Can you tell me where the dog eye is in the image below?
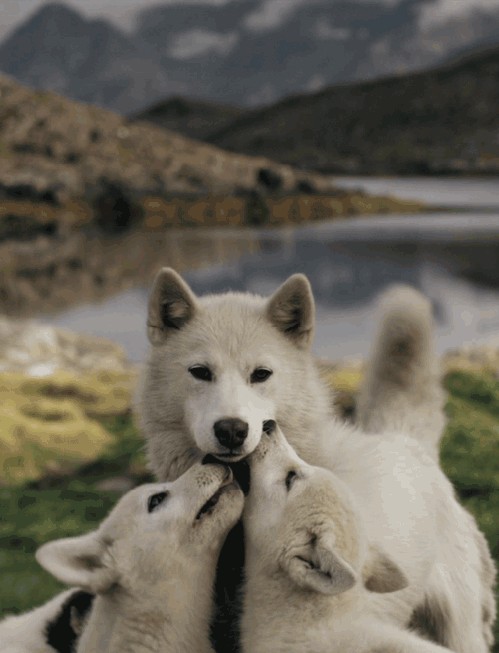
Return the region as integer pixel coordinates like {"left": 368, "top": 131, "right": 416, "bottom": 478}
{"left": 285, "top": 470, "right": 298, "bottom": 491}
{"left": 250, "top": 368, "right": 273, "bottom": 383}
{"left": 147, "top": 491, "right": 168, "bottom": 513}
{"left": 189, "top": 365, "right": 213, "bottom": 382}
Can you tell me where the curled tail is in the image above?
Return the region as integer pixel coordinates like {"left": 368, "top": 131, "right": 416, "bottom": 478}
{"left": 356, "top": 285, "right": 446, "bottom": 457}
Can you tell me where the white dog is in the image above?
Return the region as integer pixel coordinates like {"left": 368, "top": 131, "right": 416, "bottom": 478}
{"left": 242, "top": 424, "right": 487, "bottom": 653}
{"left": 139, "top": 268, "right": 445, "bottom": 477}
{"left": 1, "top": 461, "right": 243, "bottom": 653}
{"left": 138, "top": 268, "right": 495, "bottom": 651}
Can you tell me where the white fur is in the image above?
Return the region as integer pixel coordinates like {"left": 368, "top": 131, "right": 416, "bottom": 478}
{"left": 138, "top": 269, "right": 496, "bottom": 651}
{"left": 241, "top": 427, "right": 476, "bottom": 653}
{"left": 34, "top": 462, "right": 244, "bottom": 653}
{"left": 357, "top": 285, "right": 446, "bottom": 458}
{"left": 0, "top": 590, "right": 81, "bottom": 653}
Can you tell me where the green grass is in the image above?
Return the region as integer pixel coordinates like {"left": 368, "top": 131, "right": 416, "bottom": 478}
{"left": 0, "top": 370, "right": 497, "bottom": 649}
{"left": 0, "top": 412, "right": 150, "bottom": 615}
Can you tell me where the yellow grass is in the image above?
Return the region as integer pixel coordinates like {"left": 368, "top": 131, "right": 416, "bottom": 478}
{"left": 0, "top": 370, "right": 134, "bottom": 484}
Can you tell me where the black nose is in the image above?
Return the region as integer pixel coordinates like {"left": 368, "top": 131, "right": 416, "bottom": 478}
{"left": 214, "top": 418, "right": 249, "bottom": 450}
{"left": 263, "top": 419, "right": 276, "bottom": 435}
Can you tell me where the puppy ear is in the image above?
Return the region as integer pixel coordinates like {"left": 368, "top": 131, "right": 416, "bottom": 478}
{"left": 362, "top": 544, "right": 408, "bottom": 594}
{"left": 36, "top": 533, "right": 117, "bottom": 594}
{"left": 266, "top": 274, "right": 315, "bottom": 349}
{"left": 281, "top": 532, "right": 357, "bottom": 595}
{"left": 147, "top": 267, "right": 198, "bottom": 344}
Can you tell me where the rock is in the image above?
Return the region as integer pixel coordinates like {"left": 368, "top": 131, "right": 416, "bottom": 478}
{"left": 0, "top": 316, "right": 133, "bottom": 375}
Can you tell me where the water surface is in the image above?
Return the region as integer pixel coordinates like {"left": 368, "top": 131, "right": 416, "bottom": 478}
{"left": 47, "top": 178, "right": 499, "bottom": 363}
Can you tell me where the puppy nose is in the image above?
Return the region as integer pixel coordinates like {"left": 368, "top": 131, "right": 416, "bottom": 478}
{"left": 214, "top": 418, "right": 248, "bottom": 449}
{"left": 263, "top": 419, "right": 276, "bottom": 435}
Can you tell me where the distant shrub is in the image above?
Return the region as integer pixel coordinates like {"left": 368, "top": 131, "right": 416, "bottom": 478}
{"left": 92, "top": 180, "right": 144, "bottom": 233}
{"left": 257, "top": 167, "right": 283, "bottom": 191}
{"left": 245, "top": 190, "right": 270, "bottom": 226}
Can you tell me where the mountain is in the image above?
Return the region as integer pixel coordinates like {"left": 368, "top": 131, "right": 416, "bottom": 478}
{"left": 205, "top": 45, "right": 499, "bottom": 175}
{"left": 133, "top": 97, "right": 245, "bottom": 141}
{"left": 0, "top": 2, "right": 176, "bottom": 114}
{"left": 1, "top": 1, "right": 499, "bottom": 114}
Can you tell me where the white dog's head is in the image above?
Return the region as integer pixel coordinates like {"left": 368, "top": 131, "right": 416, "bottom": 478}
{"left": 143, "top": 268, "right": 319, "bottom": 467}
{"left": 245, "top": 425, "right": 408, "bottom": 597}
{"left": 36, "top": 462, "right": 244, "bottom": 600}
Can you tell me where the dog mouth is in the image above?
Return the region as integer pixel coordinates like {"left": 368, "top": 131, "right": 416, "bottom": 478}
{"left": 214, "top": 451, "right": 246, "bottom": 461}
{"left": 195, "top": 468, "right": 235, "bottom": 521}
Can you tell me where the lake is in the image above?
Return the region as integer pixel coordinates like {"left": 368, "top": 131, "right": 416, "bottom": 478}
{"left": 46, "top": 177, "right": 499, "bottom": 364}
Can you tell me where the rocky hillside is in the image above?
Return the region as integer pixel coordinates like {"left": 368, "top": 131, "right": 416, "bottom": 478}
{"left": 206, "top": 45, "right": 499, "bottom": 175}
{"left": 0, "top": 73, "right": 326, "bottom": 203}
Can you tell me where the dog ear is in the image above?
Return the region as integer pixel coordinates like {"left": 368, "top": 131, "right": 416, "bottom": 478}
{"left": 281, "top": 531, "right": 357, "bottom": 595}
{"left": 266, "top": 274, "right": 315, "bottom": 349}
{"left": 36, "top": 533, "right": 117, "bottom": 594}
{"left": 147, "top": 268, "right": 198, "bottom": 344}
{"left": 362, "top": 544, "right": 408, "bottom": 594}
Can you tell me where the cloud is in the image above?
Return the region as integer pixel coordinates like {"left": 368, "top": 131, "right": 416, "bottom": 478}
{"left": 306, "top": 74, "right": 326, "bottom": 91}
{"left": 242, "top": 0, "right": 403, "bottom": 33}
{"left": 314, "top": 21, "right": 353, "bottom": 40}
{"left": 419, "top": 0, "right": 499, "bottom": 28}
{"left": 168, "top": 29, "right": 239, "bottom": 59}
{"left": 243, "top": 0, "right": 316, "bottom": 31}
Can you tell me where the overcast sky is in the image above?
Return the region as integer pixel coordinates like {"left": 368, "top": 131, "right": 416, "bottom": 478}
{"left": 0, "top": 0, "right": 498, "bottom": 41}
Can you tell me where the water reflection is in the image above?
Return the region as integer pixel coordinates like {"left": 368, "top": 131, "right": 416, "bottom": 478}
{"left": 48, "top": 215, "right": 499, "bottom": 363}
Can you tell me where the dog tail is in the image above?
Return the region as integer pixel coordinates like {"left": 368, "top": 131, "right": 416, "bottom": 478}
{"left": 356, "top": 285, "right": 446, "bottom": 457}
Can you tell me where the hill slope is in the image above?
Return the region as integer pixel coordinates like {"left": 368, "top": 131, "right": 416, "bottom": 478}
{"left": 0, "top": 73, "right": 326, "bottom": 205}
{"left": 208, "top": 45, "right": 499, "bottom": 175}
{"left": 133, "top": 97, "right": 245, "bottom": 141}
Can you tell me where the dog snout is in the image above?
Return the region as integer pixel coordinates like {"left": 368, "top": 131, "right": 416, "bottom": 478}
{"left": 262, "top": 419, "right": 276, "bottom": 436}
{"left": 214, "top": 418, "right": 248, "bottom": 449}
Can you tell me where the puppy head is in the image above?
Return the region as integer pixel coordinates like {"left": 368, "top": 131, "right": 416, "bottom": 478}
{"left": 245, "top": 426, "right": 408, "bottom": 597}
{"left": 36, "top": 462, "right": 244, "bottom": 598}
{"left": 144, "top": 268, "right": 315, "bottom": 463}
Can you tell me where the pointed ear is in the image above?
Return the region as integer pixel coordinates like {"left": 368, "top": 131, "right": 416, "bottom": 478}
{"left": 266, "top": 274, "right": 315, "bottom": 349}
{"left": 362, "top": 545, "right": 408, "bottom": 594}
{"left": 147, "top": 267, "right": 198, "bottom": 345}
{"left": 281, "top": 532, "right": 357, "bottom": 595}
{"left": 36, "top": 533, "right": 117, "bottom": 594}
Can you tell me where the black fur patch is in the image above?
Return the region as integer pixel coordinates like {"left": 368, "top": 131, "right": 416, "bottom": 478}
{"left": 408, "top": 596, "right": 451, "bottom": 647}
{"left": 45, "top": 590, "right": 94, "bottom": 653}
{"left": 228, "top": 459, "right": 250, "bottom": 496}
{"left": 211, "top": 520, "right": 245, "bottom": 653}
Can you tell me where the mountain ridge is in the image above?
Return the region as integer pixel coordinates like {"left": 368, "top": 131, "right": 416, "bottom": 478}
{"left": 202, "top": 44, "right": 499, "bottom": 175}
{"left": 1, "top": 1, "right": 499, "bottom": 113}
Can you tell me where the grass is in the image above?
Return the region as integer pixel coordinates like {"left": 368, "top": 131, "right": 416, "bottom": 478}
{"left": 0, "top": 368, "right": 497, "bottom": 649}
{"left": 0, "top": 370, "right": 135, "bottom": 484}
